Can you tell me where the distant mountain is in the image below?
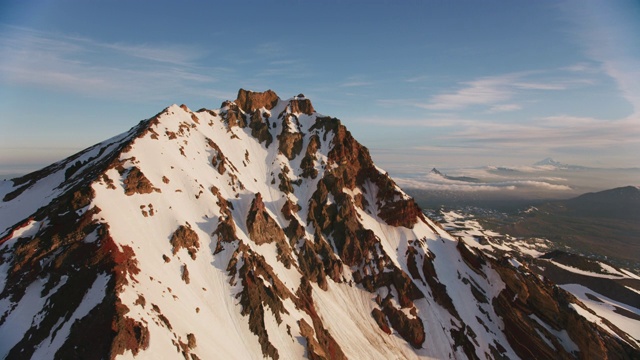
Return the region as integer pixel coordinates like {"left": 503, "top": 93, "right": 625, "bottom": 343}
{"left": 430, "top": 168, "right": 481, "bottom": 183}
{"left": 563, "top": 186, "right": 640, "bottom": 220}
{"left": 533, "top": 158, "right": 587, "bottom": 170}
{"left": 534, "top": 157, "right": 564, "bottom": 167}
{"left": 0, "top": 90, "right": 636, "bottom": 359}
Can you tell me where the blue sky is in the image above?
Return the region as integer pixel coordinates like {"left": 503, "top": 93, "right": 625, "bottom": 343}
{"left": 1, "top": 0, "right": 639, "bottom": 177}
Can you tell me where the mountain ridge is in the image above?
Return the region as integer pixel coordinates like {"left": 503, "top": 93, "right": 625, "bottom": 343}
{"left": 0, "top": 89, "right": 637, "bottom": 359}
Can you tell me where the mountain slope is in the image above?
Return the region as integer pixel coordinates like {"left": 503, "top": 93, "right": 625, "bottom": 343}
{"left": 1, "top": 89, "right": 637, "bottom": 359}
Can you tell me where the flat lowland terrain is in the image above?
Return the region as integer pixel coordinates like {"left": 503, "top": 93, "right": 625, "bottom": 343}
{"left": 409, "top": 186, "right": 640, "bottom": 270}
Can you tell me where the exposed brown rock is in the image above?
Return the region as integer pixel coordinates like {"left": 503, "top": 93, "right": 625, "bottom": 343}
{"left": 371, "top": 308, "right": 391, "bottom": 334}
{"left": 182, "top": 264, "right": 190, "bottom": 284}
{"left": 235, "top": 89, "right": 279, "bottom": 113}
{"left": 170, "top": 224, "right": 200, "bottom": 260}
{"left": 289, "top": 98, "right": 315, "bottom": 115}
{"left": 246, "top": 193, "right": 286, "bottom": 246}
{"left": 123, "top": 167, "right": 157, "bottom": 195}
{"left": 298, "top": 319, "right": 328, "bottom": 360}
{"left": 110, "top": 304, "right": 151, "bottom": 359}
{"left": 278, "top": 171, "right": 294, "bottom": 194}
{"left": 220, "top": 101, "right": 246, "bottom": 128}
{"left": 134, "top": 294, "right": 146, "bottom": 308}
{"left": 300, "top": 134, "right": 320, "bottom": 179}
{"left": 249, "top": 110, "right": 273, "bottom": 147}
{"left": 490, "top": 255, "right": 634, "bottom": 359}
{"left": 212, "top": 216, "right": 237, "bottom": 254}
{"left": 187, "top": 333, "right": 197, "bottom": 349}
{"left": 382, "top": 300, "right": 425, "bottom": 349}
{"left": 227, "top": 243, "right": 292, "bottom": 360}
{"left": 206, "top": 139, "right": 227, "bottom": 175}
{"left": 293, "top": 279, "right": 347, "bottom": 360}
{"left": 284, "top": 218, "right": 305, "bottom": 244}
{"left": 377, "top": 198, "right": 423, "bottom": 229}
{"left": 280, "top": 199, "right": 301, "bottom": 222}
{"left": 277, "top": 128, "right": 303, "bottom": 160}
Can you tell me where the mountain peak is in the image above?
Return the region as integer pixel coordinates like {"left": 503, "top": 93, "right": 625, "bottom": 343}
{"left": 234, "top": 88, "right": 280, "bottom": 113}
{"left": 233, "top": 88, "right": 315, "bottom": 116}
{"left": 534, "top": 157, "right": 563, "bottom": 166}
{"left": 1, "top": 90, "right": 637, "bottom": 359}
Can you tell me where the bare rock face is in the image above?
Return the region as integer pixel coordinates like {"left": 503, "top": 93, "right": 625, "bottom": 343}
{"left": 247, "top": 193, "right": 286, "bottom": 246}
{"left": 289, "top": 98, "right": 315, "bottom": 115}
{"left": 300, "top": 134, "right": 320, "bottom": 179}
{"left": 170, "top": 224, "right": 200, "bottom": 260}
{"left": 298, "top": 319, "right": 328, "bottom": 360}
{"left": 249, "top": 110, "right": 273, "bottom": 147}
{"left": 381, "top": 301, "right": 425, "bottom": 349}
{"left": 482, "top": 252, "right": 633, "bottom": 359}
{"left": 377, "top": 198, "right": 423, "bottom": 228}
{"left": 123, "top": 167, "right": 157, "bottom": 195}
{"left": 277, "top": 129, "right": 303, "bottom": 160}
{"left": 227, "top": 243, "right": 291, "bottom": 360}
{"left": 235, "top": 88, "right": 279, "bottom": 113}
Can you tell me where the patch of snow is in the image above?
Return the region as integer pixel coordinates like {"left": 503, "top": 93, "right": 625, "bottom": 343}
{"left": 529, "top": 314, "right": 579, "bottom": 354}
{"left": 561, "top": 284, "right": 640, "bottom": 346}
{"left": 545, "top": 260, "right": 626, "bottom": 279}
{"left": 508, "top": 257, "right": 522, "bottom": 269}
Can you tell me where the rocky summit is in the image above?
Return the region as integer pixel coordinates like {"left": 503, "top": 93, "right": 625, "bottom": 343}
{"left": 0, "top": 89, "right": 637, "bottom": 359}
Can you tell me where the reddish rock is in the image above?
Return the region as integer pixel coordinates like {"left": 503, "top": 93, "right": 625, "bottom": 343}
{"left": 170, "top": 224, "right": 200, "bottom": 260}
{"left": 289, "top": 98, "right": 315, "bottom": 115}
{"left": 371, "top": 308, "right": 392, "bottom": 334}
{"left": 249, "top": 110, "right": 273, "bottom": 146}
{"left": 377, "top": 198, "right": 422, "bottom": 229}
{"left": 181, "top": 264, "right": 190, "bottom": 284}
{"left": 277, "top": 128, "right": 303, "bottom": 160}
{"left": 246, "top": 193, "right": 286, "bottom": 245}
{"left": 280, "top": 199, "right": 300, "bottom": 221}
{"left": 382, "top": 301, "right": 425, "bottom": 349}
{"left": 235, "top": 89, "right": 279, "bottom": 113}
{"left": 123, "top": 167, "right": 158, "bottom": 196}
{"left": 300, "top": 135, "right": 320, "bottom": 179}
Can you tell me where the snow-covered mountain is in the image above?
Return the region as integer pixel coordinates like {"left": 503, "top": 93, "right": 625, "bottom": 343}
{"left": 1, "top": 89, "right": 637, "bottom": 359}
{"left": 533, "top": 158, "right": 587, "bottom": 170}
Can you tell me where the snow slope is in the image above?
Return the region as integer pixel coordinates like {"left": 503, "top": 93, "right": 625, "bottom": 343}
{"left": 0, "top": 89, "right": 637, "bottom": 359}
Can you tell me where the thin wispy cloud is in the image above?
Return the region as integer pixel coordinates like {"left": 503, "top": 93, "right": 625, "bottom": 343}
{"left": 417, "top": 71, "right": 576, "bottom": 111}
{"left": 102, "top": 42, "right": 206, "bottom": 66}
{"left": 445, "top": 115, "right": 640, "bottom": 151}
{"left": 562, "top": 2, "right": 640, "bottom": 116}
{"left": 513, "top": 82, "right": 567, "bottom": 90}
{"left": 0, "top": 26, "right": 225, "bottom": 102}
{"left": 487, "top": 104, "right": 522, "bottom": 113}
{"left": 340, "top": 81, "right": 373, "bottom": 87}
{"left": 418, "top": 74, "right": 517, "bottom": 110}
